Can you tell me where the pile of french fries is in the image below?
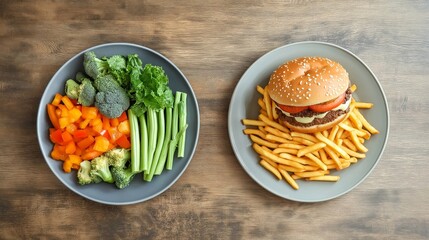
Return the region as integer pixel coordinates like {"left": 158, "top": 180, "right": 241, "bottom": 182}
{"left": 242, "top": 84, "right": 379, "bottom": 190}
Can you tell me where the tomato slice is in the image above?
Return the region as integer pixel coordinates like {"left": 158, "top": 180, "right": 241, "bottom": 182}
{"left": 309, "top": 93, "right": 346, "bottom": 113}
{"left": 278, "top": 104, "right": 308, "bottom": 114}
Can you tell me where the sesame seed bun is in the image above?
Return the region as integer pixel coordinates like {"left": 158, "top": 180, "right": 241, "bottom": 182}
{"left": 267, "top": 57, "right": 350, "bottom": 106}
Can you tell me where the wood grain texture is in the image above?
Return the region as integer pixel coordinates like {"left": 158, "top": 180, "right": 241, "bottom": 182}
{"left": 1, "top": 0, "right": 428, "bottom": 239}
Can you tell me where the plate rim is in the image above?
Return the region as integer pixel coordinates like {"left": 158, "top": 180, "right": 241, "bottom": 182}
{"left": 228, "top": 41, "right": 390, "bottom": 202}
{"left": 37, "top": 42, "right": 200, "bottom": 205}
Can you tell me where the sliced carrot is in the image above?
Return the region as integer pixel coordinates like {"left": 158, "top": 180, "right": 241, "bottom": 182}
{"left": 65, "top": 123, "right": 77, "bottom": 134}
{"left": 110, "top": 117, "right": 119, "bottom": 127}
{"left": 102, "top": 115, "right": 111, "bottom": 130}
{"left": 79, "top": 118, "right": 91, "bottom": 129}
{"left": 49, "top": 129, "right": 63, "bottom": 144}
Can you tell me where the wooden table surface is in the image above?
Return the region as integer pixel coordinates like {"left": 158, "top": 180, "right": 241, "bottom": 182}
{"left": 1, "top": 1, "right": 428, "bottom": 239}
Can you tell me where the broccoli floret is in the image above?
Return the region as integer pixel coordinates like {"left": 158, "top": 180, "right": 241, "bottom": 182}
{"left": 83, "top": 51, "right": 109, "bottom": 80}
{"left": 77, "top": 160, "right": 101, "bottom": 185}
{"left": 111, "top": 166, "right": 136, "bottom": 189}
{"left": 93, "top": 75, "right": 130, "bottom": 118}
{"left": 90, "top": 156, "right": 114, "bottom": 183}
{"left": 75, "top": 72, "right": 87, "bottom": 83}
{"left": 105, "top": 148, "right": 131, "bottom": 168}
{"left": 65, "top": 79, "right": 80, "bottom": 99}
{"left": 77, "top": 78, "right": 96, "bottom": 106}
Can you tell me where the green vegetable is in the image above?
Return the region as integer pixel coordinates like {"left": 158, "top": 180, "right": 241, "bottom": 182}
{"left": 145, "top": 108, "right": 158, "bottom": 174}
{"left": 155, "top": 107, "right": 172, "bottom": 175}
{"left": 106, "top": 148, "right": 131, "bottom": 168}
{"left": 89, "top": 156, "right": 114, "bottom": 183}
{"left": 105, "top": 55, "right": 129, "bottom": 89}
{"left": 65, "top": 79, "right": 80, "bottom": 99}
{"left": 77, "top": 160, "right": 101, "bottom": 185}
{"left": 78, "top": 78, "right": 96, "bottom": 106}
{"left": 166, "top": 123, "right": 188, "bottom": 170}
{"left": 177, "top": 93, "right": 187, "bottom": 157}
{"left": 145, "top": 109, "right": 165, "bottom": 181}
{"left": 83, "top": 51, "right": 109, "bottom": 80}
{"left": 75, "top": 72, "right": 87, "bottom": 83}
{"left": 94, "top": 75, "right": 130, "bottom": 118}
{"left": 166, "top": 92, "right": 182, "bottom": 169}
{"left": 128, "top": 62, "right": 174, "bottom": 117}
{"left": 128, "top": 109, "right": 140, "bottom": 173}
{"left": 139, "top": 114, "right": 148, "bottom": 172}
{"left": 111, "top": 165, "right": 136, "bottom": 189}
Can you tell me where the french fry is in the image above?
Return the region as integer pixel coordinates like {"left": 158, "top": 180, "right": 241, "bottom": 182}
{"left": 292, "top": 137, "right": 315, "bottom": 146}
{"left": 266, "top": 134, "right": 293, "bottom": 144}
{"left": 263, "top": 87, "right": 273, "bottom": 120}
{"left": 291, "top": 132, "right": 318, "bottom": 143}
{"left": 349, "top": 131, "right": 368, "bottom": 153}
{"left": 253, "top": 144, "right": 304, "bottom": 169}
{"left": 278, "top": 143, "right": 305, "bottom": 149}
{"left": 260, "top": 155, "right": 279, "bottom": 168}
{"left": 278, "top": 168, "right": 299, "bottom": 190}
{"left": 259, "top": 114, "right": 290, "bottom": 133}
{"left": 242, "top": 119, "right": 266, "bottom": 126}
{"left": 342, "top": 138, "right": 358, "bottom": 151}
{"left": 354, "top": 102, "right": 373, "bottom": 109}
{"left": 243, "top": 129, "right": 266, "bottom": 139}
{"left": 260, "top": 160, "right": 282, "bottom": 180}
{"left": 348, "top": 111, "right": 363, "bottom": 129}
{"left": 258, "top": 98, "right": 266, "bottom": 111}
{"left": 308, "top": 175, "right": 340, "bottom": 181}
{"left": 264, "top": 126, "right": 292, "bottom": 140}
{"left": 273, "top": 148, "right": 299, "bottom": 155}
{"left": 278, "top": 164, "right": 305, "bottom": 173}
{"left": 324, "top": 147, "right": 343, "bottom": 169}
{"left": 328, "top": 125, "right": 340, "bottom": 141}
{"left": 353, "top": 108, "right": 379, "bottom": 134}
{"left": 297, "top": 142, "right": 326, "bottom": 157}
{"left": 272, "top": 101, "right": 279, "bottom": 120}
{"left": 294, "top": 170, "right": 330, "bottom": 178}
{"left": 250, "top": 135, "right": 278, "bottom": 149}
{"left": 350, "top": 84, "right": 357, "bottom": 92}
{"left": 340, "top": 145, "right": 366, "bottom": 159}
{"left": 315, "top": 132, "right": 350, "bottom": 160}
{"left": 305, "top": 153, "right": 328, "bottom": 171}
{"left": 256, "top": 85, "right": 265, "bottom": 95}
{"left": 279, "top": 153, "right": 319, "bottom": 167}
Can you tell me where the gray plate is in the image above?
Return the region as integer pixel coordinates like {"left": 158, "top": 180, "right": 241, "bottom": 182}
{"left": 37, "top": 43, "right": 200, "bottom": 205}
{"left": 228, "top": 41, "right": 389, "bottom": 202}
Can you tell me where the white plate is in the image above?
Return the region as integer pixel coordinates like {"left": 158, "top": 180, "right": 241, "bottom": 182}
{"left": 228, "top": 41, "right": 389, "bottom": 202}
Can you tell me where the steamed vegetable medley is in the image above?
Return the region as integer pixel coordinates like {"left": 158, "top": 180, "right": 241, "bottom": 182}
{"left": 47, "top": 51, "right": 188, "bottom": 189}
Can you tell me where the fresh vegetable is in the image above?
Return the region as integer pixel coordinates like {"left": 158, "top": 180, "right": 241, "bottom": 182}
{"left": 93, "top": 75, "right": 130, "bottom": 118}
{"left": 154, "top": 107, "right": 172, "bottom": 175}
{"left": 83, "top": 51, "right": 109, "bottom": 80}
{"left": 89, "top": 155, "right": 114, "bottom": 183}
{"left": 65, "top": 79, "right": 80, "bottom": 99}
{"left": 145, "top": 109, "right": 165, "bottom": 181}
{"left": 78, "top": 78, "right": 96, "bottom": 106}
{"left": 277, "top": 104, "right": 308, "bottom": 114}
{"left": 177, "top": 93, "right": 187, "bottom": 157}
{"left": 106, "top": 148, "right": 131, "bottom": 168}
{"left": 47, "top": 93, "right": 131, "bottom": 172}
{"left": 111, "top": 165, "right": 136, "bottom": 189}
{"left": 309, "top": 93, "right": 346, "bottom": 113}
{"left": 77, "top": 160, "right": 101, "bottom": 185}
{"left": 128, "top": 109, "right": 140, "bottom": 173}
{"left": 166, "top": 92, "right": 182, "bottom": 169}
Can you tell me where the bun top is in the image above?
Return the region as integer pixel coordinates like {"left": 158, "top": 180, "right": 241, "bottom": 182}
{"left": 267, "top": 57, "right": 350, "bottom": 106}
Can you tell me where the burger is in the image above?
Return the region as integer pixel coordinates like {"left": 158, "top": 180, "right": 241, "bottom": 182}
{"left": 267, "top": 57, "right": 352, "bottom": 133}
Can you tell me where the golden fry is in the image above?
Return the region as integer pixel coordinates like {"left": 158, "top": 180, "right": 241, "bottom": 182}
{"left": 324, "top": 147, "right": 343, "bottom": 169}
{"left": 253, "top": 144, "right": 304, "bottom": 169}
{"left": 328, "top": 125, "right": 340, "bottom": 141}
{"left": 342, "top": 138, "right": 358, "bottom": 152}
{"left": 259, "top": 114, "right": 290, "bottom": 133}
{"left": 305, "top": 153, "right": 328, "bottom": 171}
{"left": 243, "top": 128, "right": 266, "bottom": 139}
{"left": 272, "top": 148, "right": 299, "bottom": 155}
{"left": 348, "top": 111, "right": 363, "bottom": 129}
{"left": 250, "top": 135, "right": 278, "bottom": 149}
{"left": 256, "top": 85, "right": 265, "bottom": 95}
{"left": 263, "top": 87, "right": 273, "bottom": 120}
{"left": 278, "top": 164, "right": 305, "bottom": 173}
{"left": 272, "top": 101, "right": 279, "bottom": 120}
{"left": 260, "top": 160, "right": 282, "bottom": 180}
{"left": 242, "top": 119, "right": 266, "bottom": 126}
{"left": 308, "top": 175, "right": 340, "bottom": 181}
{"left": 349, "top": 131, "right": 368, "bottom": 153}
{"left": 264, "top": 126, "right": 292, "bottom": 140}
{"left": 290, "top": 132, "right": 318, "bottom": 143}
{"left": 258, "top": 98, "right": 266, "bottom": 111}
{"left": 294, "top": 170, "right": 330, "bottom": 178}
{"left": 315, "top": 132, "right": 350, "bottom": 160}
{"left": 292, "top": 137, "right": 315, "bottom": 146}
{"left": 279, "top": 153, "right": 319, "bottom": 167}
{"left": 350, "top": 84, "right": 357, "bottom": 92}
{"left": 354, "top": 102, "right": 373, "bottom": 109}
{"left": 297, "top": 142, "right": 327, "bottom": 157}
{"left": 340, "top": 145, "right": 366, "bottom": 159}
{"left": 353, "top": 108, "right": 379, "bottom": 134}
{"left": 278, "top": 168, "right": 299, "bottom": 190}
{"left": 260, "top": 155, "right": 279, "bottom": 168}
{"left": 266, "top": 134, "right": 293, "bottom": 144}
